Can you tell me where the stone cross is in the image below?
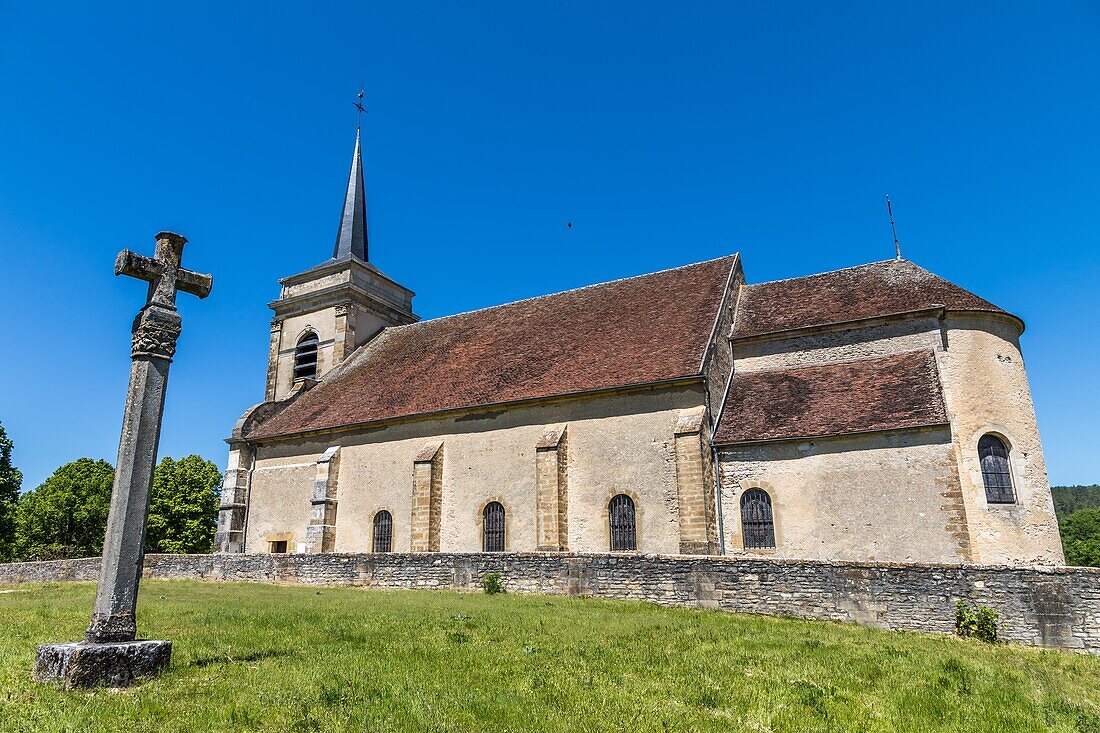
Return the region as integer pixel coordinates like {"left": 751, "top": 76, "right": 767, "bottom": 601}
{"left": 89, "top": 232, "right": 212, "bottom": 642}
{"left": 35, "top": 232, "right": 211, "bottom": 688}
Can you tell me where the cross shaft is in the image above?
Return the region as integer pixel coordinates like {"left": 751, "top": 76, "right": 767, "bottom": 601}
{"left": 86, "top": 231, "right": 213, "bottom": 645}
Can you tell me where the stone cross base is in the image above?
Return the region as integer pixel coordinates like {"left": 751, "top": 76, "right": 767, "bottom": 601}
{"left": 34, "top": 640, "right": 171, "bottom": 688}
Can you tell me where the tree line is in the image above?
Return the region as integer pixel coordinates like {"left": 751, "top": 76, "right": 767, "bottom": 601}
{"left": 1052, "top": 486, "right": 1100, "bottom": 567}
{"left": 0, "top": 420, "right": 221, "bottom": 562}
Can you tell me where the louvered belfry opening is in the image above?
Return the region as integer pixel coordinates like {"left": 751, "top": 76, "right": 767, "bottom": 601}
{"left": 293, "top": 332, "right": 319, "bottom": 380}
{"left": 608, "top": 494, "right": 636, "bottom": 551}
{"left": 372, "top": 510, "right": 393, "bottom": 553}
{"left": 740, "top": 489, "right": 776, "bottom": 549}
{"left": 483, "top": 502, "right": 505, "bottom": 552}
{"left": 979, "top": 434, "right": 1016, "bottom": 504}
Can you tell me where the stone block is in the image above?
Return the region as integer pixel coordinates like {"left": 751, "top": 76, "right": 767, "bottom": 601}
{"left": 34, "top": 640, "right": 171, "bottom": 688}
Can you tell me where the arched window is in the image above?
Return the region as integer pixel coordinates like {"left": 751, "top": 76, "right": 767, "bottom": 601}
{"left": 608, "top": 494, "right": 636, "bottom": 551}
{"left": 740, "top": 489, "right": 775, "bottom": 549}
{"left": 979, "top": 434, "right": 1015, "bottom": 504}
{"left": 372, "top": 510, "right": 393, "bottom": 553}
{"left": 293, "top": 332, "right": 319, "bottom": 380}
{"left": 483, "top": 502, "right": 505, "bottom": 552}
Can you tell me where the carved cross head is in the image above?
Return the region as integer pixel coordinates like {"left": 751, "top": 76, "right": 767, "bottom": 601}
{"left": 115, "top": 232, "right": 213, "bottom": 361}
{"left": 115, "top": 232, "right": 213, "bottom": 309}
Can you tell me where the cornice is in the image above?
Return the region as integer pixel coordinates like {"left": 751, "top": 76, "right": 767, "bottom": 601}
{"left": 279, "top": 255, "right": 415, "bottom": 298}
{"left": 730, "top": 306, "right": 1025, "bottom": 346}
{"left": 713, "top": 421, "right": 951, "bottom": 448}
{"left": 245, "top": 375, "right": 706, "bottom": 445}
{"left": 269, "top": 281, "right": 418, "bottom": 324}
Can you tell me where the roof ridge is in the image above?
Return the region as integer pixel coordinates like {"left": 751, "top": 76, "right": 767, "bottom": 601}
{"left": 382, "top": 253, "right": 739, "bottom": 332}
{"left": 747, "top": 258, "right": 908, "bottom": 287}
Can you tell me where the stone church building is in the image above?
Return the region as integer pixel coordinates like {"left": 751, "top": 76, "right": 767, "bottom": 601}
{"left": 214, "top": 132, "right": 1064, "bottom": 566}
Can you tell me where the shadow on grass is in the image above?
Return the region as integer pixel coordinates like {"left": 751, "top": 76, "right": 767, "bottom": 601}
{"left": 191, "top": 648, "right": 292, "bottom": 668}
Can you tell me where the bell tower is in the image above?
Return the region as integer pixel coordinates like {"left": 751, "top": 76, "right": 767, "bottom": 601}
{"left": 265, "top": 127, "right": 417, "bottom": 401}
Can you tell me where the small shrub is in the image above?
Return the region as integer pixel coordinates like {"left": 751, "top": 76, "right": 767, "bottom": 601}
{"left": 482, "top": 572, "right": 505, "bottom": 595}
{"left": 955, "top": 600, "right": 999, "bottom": 643}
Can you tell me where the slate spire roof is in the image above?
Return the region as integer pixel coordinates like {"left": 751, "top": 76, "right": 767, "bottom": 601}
{"left": 333, "top": 129, "right": 368, "bottom": 261}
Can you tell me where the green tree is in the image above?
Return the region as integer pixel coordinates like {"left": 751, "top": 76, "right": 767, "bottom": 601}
{"left": 0, "top": 421, "right": 23, "bottom": 561}
{"left": 1051, "top": 485, "right": 1100, "bottom": 519}
{"left": 1061, "top": 508, "right": 1100, "bottom": 568}
{"left": 146, "top": 455, "right": 222, "bottom": 554}
{"left": 14, "top": 458, "right": 114, "bottom": 560}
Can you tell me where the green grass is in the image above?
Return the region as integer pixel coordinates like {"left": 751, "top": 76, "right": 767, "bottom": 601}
{"left": 1, "top": 581, "right": 1098, "bottom": 732}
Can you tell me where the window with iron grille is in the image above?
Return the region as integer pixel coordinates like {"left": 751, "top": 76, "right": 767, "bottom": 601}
{"left": 293, "top": 332, "right": 319, "bottom": 380}
{"left": 483, "top": 502, "right": 505, "bottom": 552}
{"left": 740, "top": 489, "right": 775, "bottom": 549}
{"left": 608, "top": 494, "right": 636, "bottom": 551}
{"left": 979, "top": 434, "right": 1016, "bottom": 504}
{"left": 373, "top": 510, "right": 393, "bottom": 553}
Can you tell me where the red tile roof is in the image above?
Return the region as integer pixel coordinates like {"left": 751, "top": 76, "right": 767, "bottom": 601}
{"left": 731, "top": 259, "right": 1013, "bottom": 340}
{"left": 714, "top": 350, "right": 948, "bottom": 444}
{"left": 249, "top": 255, "right": 739, "bottom": 439}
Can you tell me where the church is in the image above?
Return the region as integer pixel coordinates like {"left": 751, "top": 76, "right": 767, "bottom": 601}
{"left": 214, "top": 131, "right": 1064, "bottom": 566}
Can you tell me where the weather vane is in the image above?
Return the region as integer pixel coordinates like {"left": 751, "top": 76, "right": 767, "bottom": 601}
{"left": 354, "top": 86, "right": 367, "bottom": 129}
{"left": 886, "top": 194, "right": 903, "bottom": 260}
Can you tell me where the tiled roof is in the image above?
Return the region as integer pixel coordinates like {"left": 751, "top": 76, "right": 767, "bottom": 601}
{"left": 714, "top": 350, "right": 948, "bottom": 444}
{"left": 249, "top": 255, "right": 739, "bottom": 439}
{"left": 731, "top": 259, "right": 1013, "bottom": 340}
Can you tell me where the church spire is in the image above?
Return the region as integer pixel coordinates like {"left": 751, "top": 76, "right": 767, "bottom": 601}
{"left": 333, "top": 128, "right": 368, "bottom": 261}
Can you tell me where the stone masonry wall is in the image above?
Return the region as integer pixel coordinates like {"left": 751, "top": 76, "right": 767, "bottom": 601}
{"left": 2, "top": 553, "right": 1096, "bottom": 654}
{"left": 719, "top": 428, "right": 971, "bottom": 563}
{"left": 933, "top": 316, "right": 1064, "bottom": 565}
{"left": 244, "top": 386, "right": 706, "bottom": 556}
{"left": 726, "top": 313, "right": 1063, "bottom": 566}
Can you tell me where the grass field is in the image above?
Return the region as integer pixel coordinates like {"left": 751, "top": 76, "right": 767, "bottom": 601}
{"left": 0, "top": 581, "right": 1098, "bottom": 732}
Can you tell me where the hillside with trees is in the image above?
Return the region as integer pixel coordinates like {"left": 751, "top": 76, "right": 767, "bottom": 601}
{"left": 1052, "top": 485, "right": 1100, "bottom": 567}
{"left": 1051, "top": 485, "right": 1100, "bottom": 516}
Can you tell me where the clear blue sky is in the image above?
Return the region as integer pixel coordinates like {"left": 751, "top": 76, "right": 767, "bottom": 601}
{"left": 1, "top": 2, "right": 1097, "bottom": 490}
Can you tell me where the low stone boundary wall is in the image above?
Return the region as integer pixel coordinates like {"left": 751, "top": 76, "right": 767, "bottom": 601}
{"left": 2, "top": 553, "right": 1097, "bottom": 653}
